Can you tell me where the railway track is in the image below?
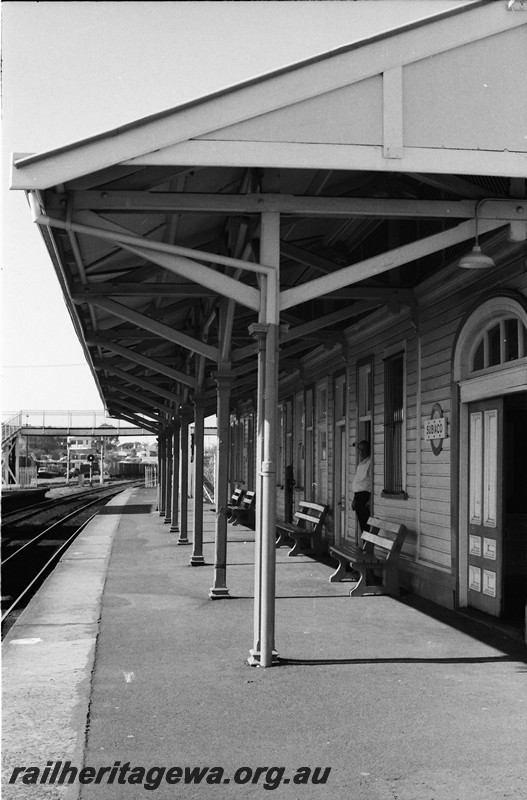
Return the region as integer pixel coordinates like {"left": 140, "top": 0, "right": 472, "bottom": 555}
{"left": 1, "top": 482, "right": 140, "bottom": 637}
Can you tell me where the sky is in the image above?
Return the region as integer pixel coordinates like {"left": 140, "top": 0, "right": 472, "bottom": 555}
{"left": 1, "top": 0, "right": 472, "bottom": 421}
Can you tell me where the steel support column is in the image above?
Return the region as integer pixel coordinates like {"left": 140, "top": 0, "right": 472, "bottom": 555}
{"left": 177, "top": 408, "right": 192, "bottom": 546}
{"left": 164, "top": 430, "right": 173, "bottom": 524}
{"left": 190, "top": 394, "right": 206, "bottom": 566}
{"left": 209, "top": 370, "right": 236, "bottom": 599}
{"left": 170, "top": 419, "right": 181, "bottom": 534}
{"left": 158, "top": 435, "right": 166, "bottom": 516}
{"left": 248, "top": 211, "right": 280, "bottom": 667}
{"left": 247, "top": 323, "right": 268, "bottom": 663}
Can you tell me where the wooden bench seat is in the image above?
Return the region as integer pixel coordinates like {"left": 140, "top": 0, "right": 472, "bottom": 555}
{"left": 230, "top": 490, "right": 256, "bottom": 528}
{"left": 328, "top": 517, "right": 407, "bottom": 597}
{"left": 276, "top": 501, "right": 328, "bottom": 557}
{"left": 227, "top": 487, "right": 245, "bottom": 521}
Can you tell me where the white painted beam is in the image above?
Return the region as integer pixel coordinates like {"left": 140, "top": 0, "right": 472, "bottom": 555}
{"left": 280, "top": 218, "right": 505, "bottom": 311}
{"left": 31, "top": 207, "right": 263, "bottom": 312}
{"left": 68, "top": 193, "right": 527, "bottom": 222}
{"left": 129, "top": 139, "right": 527, "bottom": 179}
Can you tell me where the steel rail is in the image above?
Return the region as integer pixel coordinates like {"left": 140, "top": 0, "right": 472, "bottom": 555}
{"left": 1, "top": 491, "right": 120, "bottom": 566}
{"left": 1, "top": 512, "right": 98, "bottom": 628}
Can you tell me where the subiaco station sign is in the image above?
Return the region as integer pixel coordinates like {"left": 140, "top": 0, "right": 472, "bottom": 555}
{"left": 424, "top": 402, "right": 447, "bottom": 456}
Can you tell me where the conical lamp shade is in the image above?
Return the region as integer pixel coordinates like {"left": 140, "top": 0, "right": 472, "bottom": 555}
{"left": 458, "top": 244, "right": 495, "bottom": 269}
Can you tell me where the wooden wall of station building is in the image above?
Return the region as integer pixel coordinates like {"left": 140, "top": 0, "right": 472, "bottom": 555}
{"left": 227, "top": 249, "right": 526, "bottom": 610}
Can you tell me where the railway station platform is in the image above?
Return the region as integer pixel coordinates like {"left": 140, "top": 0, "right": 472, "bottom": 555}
{"left": 3, "top": 485, "right": 527, "bottom": 800}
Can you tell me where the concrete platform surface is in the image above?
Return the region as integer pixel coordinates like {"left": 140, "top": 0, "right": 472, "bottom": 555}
{"left": 2, "top": 486, "right": 527, "bottom": 800}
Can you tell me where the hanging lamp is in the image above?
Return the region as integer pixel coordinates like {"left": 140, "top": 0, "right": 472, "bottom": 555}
{"left": 459, "top": 199, "right": 496, "bottom": 269}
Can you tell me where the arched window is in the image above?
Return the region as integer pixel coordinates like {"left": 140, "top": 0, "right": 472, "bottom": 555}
{"left": 470, "top": 316, "right": 527, "bottom": 374}
{"left": 454, "top": 295, "right": 527, "bottom": 385}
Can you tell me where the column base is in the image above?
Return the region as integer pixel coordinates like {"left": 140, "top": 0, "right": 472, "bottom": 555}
{"left": 169, "top": 525, "right": 179, "bottom": 533}
{"left": 177, "top": 536, "right": 190, "bottom": 545}
{"left": 164, "top": 517, "right": 172, "bottom": 524}
{"left": 159, "top": 512, "right": 166, "bottom": 517}
{"left": 209, "top": 587, "right": 231, "bottom": 600}
{"left": 190, "top": 555, "right": 206, "bottom": 566}
{"left": 246, "top": 648, "right": 280, "bottom": 667}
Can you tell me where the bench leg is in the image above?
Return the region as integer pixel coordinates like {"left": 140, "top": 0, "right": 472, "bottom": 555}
{"left": 276, "top": 529, "right": 290, "bottom": 548}
{"left": 349, "top": 565, "right": 399, "bottom": 597}
{"left": 288, "top": 533, "right": 308, "bottom": 557}
{"left": 382, "top": 566, "right": 400, "bottom": 598}
{"left": 328, "top": 554, "right": 347, "bottom": 582}
{"left": 349, "top": 565, "right": 387, "bottom": 597}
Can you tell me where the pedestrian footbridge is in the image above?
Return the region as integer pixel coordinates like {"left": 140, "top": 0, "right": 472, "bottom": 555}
{"left": 2, "top": 410, "right": 154, "bottom": 486}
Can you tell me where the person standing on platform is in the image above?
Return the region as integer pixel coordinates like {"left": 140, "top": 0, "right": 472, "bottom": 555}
{"left": 351, "top": 440, "right": 371, "bottom": 532}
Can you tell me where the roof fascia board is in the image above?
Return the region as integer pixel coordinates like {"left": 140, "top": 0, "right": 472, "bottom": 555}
{"left": 11, "top": 2, "right": 517, "bottom": 190}
{"left": 128, "top": 139, "right": 527, "bottom": 179}
{"left": 280, "top": 217, "right": 505, "bottom": 311}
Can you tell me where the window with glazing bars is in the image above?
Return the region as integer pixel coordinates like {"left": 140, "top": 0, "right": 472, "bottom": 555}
{"left": 384, "top": 352, "right": 404, "bottom": 494}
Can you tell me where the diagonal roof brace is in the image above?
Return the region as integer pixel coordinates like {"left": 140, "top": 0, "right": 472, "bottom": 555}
{"left": 97, "top": 363, "right": 182, "bottom": 405}
{"left": 102, "top": 379, "right": 175, "bottom": 414}
{"left": 107, "top": 405, "right": 160, "bottom": 434}
{"left": 118, "top": 242, "right": 261, "bottom": 313}
{"left": 280, "top": 217, "right": 506, "bottom": 311}
{"left": 86, "top": 338, "right": 196, "bottom": 388}
{"left": 107, "top": 398, "right": 167, "bottom": 426}
{"left": 75, "top": 295, "right": 220, "bottom": 362}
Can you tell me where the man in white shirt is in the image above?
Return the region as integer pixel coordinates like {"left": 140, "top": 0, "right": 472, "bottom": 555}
{"left": 351, "top": 440, "right": 371, "bottom": 532}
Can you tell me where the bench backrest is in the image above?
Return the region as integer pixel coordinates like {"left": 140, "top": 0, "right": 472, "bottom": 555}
{"left": 361, "top": 517, "right": 407, "bottom": 560}
{"left": 293, "top": 501, "right": 328, "bottom": 533}
{"left": 230, "top": 487, "right": 245, "bottom": 506}
{"left": 240, "top": 490, "right": 256, "bottom": 510}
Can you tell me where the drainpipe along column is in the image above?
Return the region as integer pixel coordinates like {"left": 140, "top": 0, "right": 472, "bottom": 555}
{"left": 170, "top": 417, "right": 181, "bottom": 535}
{"left": 209, "top": 370, "right": 236, "bottom": 599}
{"left": 190, "top": 394, "right": 206, "bottom": 566}
{"left": 177, "top": 408, "right": 192, "bottom": 546}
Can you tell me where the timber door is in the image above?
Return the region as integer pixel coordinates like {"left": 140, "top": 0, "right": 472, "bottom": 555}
{"left": 467, "top": 398, "right": 503, "bottom": 617}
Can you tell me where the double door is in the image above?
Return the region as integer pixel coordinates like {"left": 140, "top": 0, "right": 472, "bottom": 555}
{"left": 467, "top": 398, "right": 503, "bottom": 617}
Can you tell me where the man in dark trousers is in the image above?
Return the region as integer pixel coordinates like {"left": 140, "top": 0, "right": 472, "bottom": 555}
{"left": 351, "top": 440, "right": 371, "bottom": 532}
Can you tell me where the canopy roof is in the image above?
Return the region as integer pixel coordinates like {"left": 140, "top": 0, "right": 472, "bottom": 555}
{"left": 11, "top": 0, "right": 527, "bottom": 429}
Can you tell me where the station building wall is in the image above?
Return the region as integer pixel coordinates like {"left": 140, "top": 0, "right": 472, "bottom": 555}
{"left": 228, "top": 250, "right": 527, "bottom": 612}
